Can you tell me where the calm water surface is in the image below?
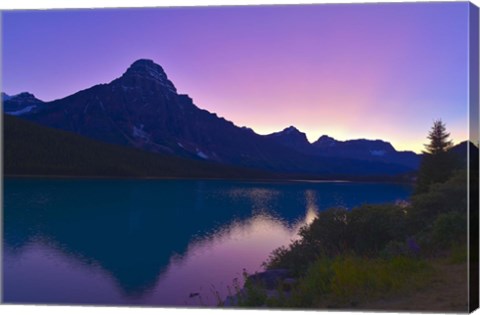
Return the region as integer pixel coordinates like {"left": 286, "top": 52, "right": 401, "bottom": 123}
{"left": 3, "top": 179, "right": 412, "bottom": 306}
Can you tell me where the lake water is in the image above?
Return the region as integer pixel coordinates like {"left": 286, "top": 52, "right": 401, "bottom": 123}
{"left": 3, "top": 178, "right": 412, "bottom": 306}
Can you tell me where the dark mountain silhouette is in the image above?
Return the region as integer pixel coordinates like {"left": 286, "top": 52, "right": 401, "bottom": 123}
{"left": 3, "top": 92, "right": 44, "bottom": 115}
{"left": 449, "top": 140, "right": 479, "bottom": 167}
{"left": 265, "top": 129, "right": 420, "bottom": 169}
{"left": 311, "top": 135, "right": 420, "bottom": 169}
{"left": 4, "top": 59, "right": 417, "bottom": 178}
{"left": 265, "top": 126, "right": 311, "bottom": 152}
{"left": 3, "top": 114, "right": 276, "bottom": 179}
{"left": 1, "top": 92, "right": 11, "bottom": 100}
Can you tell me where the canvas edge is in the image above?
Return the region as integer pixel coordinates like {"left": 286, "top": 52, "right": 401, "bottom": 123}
{"left": 0, "top": 9, "right": 4, "bottom": 306}
{"left": 469, "top": 1, "right": 480, "bottom": 313}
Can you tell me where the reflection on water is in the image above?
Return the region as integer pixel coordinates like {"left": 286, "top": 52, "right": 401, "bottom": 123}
{"left": 150, "top": 212, "right": 309, "bottom": 306}
{"left": 3, "top": 179, "right": 412, "bottom": 306}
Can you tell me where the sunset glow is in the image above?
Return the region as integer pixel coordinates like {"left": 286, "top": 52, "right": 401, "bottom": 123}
{"left": 2, "top": 2, "right": 470, "bottom": 152}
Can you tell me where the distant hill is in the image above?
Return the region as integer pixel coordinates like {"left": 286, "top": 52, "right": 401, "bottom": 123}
{"left": 449, "top": 140, "right": 479, "bottom": 167}
{"left": 311, "top": 135, "right": 420, "bottom": 169}
{"left": 4, "top": 59, "right": 418, "bottom": 178}
{"left": 265, "top": 128, "right": 420, "bottom": 169}
{"left": 3, "top": 114, "right": 277, "bottom": 179}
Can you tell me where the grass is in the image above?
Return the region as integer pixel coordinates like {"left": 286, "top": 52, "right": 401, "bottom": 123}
{"left": 238, "top": 254, "right": 433, "bottom": 308}
{"left": 291, "top": 254, "right": 432, "bottom": 308}
{"left": 447, "top": 244, "right": 468, "bottom": 264}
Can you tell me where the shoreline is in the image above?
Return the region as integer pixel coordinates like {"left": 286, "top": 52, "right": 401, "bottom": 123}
{"left": 3, "top": 174, "right": 414, "bottom": 184}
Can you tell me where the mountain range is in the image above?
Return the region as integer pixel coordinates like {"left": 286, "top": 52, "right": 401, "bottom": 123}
{"left": 3, "top": 59, "right": 423, "bottom": 179}
{"left": 265, "top": 126, "right": 419, "bottom": 169}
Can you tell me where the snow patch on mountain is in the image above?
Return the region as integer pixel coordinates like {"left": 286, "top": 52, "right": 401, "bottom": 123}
{"left": 133, "top": 125, "right": 150, "bottom": 141}
{"left": 6, "top": 105, "right": 37, "bottom": 116}
{"left": 196, "top": 149, "right": 209, "bottom": 159}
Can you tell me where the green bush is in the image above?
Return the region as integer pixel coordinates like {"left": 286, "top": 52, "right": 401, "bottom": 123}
{"left": 430, "top": 212, "right": 466, "bottom": 249}
{"left": 409, "top": 170, "right": 467, "bottom": 233}
{"left": 299, "top": 208, "right": 349, "bottom": 255}
{"left": 266, "top": 205, "right": 409, "bottom": 271}
{"left": 265, "top": 241, "right": 318, "bottom": 275}
{"left": 266, "top": 208, "right": 350, "bottom": 273}
{"left": 346, "top": 204, "right": 408, "bottom": 255}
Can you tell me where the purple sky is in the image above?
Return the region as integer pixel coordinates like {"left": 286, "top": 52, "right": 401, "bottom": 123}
{"left": 2, "top": 3, "right": 470, "bottom": 152}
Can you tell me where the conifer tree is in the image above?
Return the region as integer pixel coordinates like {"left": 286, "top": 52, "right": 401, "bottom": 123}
{"left": 416, "top": 120, "right": 457, "bottom": 194}
{"left": 423, "top": 120, "right": 453, "bottom": 155}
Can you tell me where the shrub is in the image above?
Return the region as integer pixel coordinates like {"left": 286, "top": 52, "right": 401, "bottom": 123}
{"left": 346, "top": 204, "right": 408, "bottom": 255}
{"left": 266, "top": 204, "right": 412, "bottom": 272}
{"left": 265, "top": 208, "right": 350, "bottom": 273}
{"left": 430, "top": 212, "right": 467, "bottom": 249}
{"left": 299, "top": 207, "right": 350, "bottom": 256}
{"left": 265, "top": 241, "right": 319, "bottom": 275}
{"left": 409, "top": 170, "right": 467, "bottom": 233}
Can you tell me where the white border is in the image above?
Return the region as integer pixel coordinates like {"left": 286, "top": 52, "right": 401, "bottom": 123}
{"left": 1, "top": 1, "right": 479, "bottom": 315}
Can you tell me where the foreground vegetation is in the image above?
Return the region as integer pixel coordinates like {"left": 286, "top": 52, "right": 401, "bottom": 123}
{"left": 231, "top": 254, "right": 433, "bottom": 308}
{"left": 233, "top": 120, "right": 475, "bottom": 310}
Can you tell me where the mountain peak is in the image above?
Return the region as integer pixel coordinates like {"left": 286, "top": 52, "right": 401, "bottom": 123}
{"left": 6, "top": 92, "right": 43, "bottom": 103}
{"left": 265, "top": 126, "right": 311, "bottom": 150}
{"left": 124, "top": 59, "right": 167, "bottom": 79}
{"left": 318, "top": 135, "right": 334, "bottom": 140}
{"left": 121, "top": 59, "right": 177, "bottom": 93}
{"left": 128, "top": 58, "right": 162, "bottom": 70}
{"left": 313, "top": 135, "right": 338, "bottom": 148}
{"left": 274, "top": 126, "right": 307, "bottom": 138}
{"left": 3, "top": 91, "right": 43, "bottom": 116}
{"left": 282, "top": 125, "right": 301, "bottom": 134}
{"left": 1, "top": 92, "right": 11, "bottom": 101}
{"left": 14, "top": 92, "right": 36, "bottom": 98}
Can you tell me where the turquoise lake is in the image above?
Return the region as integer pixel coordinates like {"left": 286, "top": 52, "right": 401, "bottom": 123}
{"left": 3, "top": 178, "right": 412, "bottom": 306}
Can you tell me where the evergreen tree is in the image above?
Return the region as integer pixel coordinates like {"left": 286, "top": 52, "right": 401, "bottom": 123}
{"left": 423, "top": 120, "right": 453, "bottom": 155}
{"left": 416, "top": 120, "right": 457, "bottom": 194}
